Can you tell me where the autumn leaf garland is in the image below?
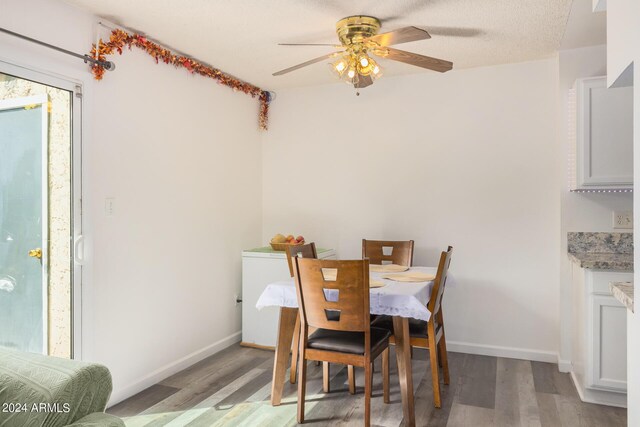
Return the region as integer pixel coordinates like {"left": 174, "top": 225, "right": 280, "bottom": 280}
{"left": 90, "top": 29, "right": 271, "bottom": 130}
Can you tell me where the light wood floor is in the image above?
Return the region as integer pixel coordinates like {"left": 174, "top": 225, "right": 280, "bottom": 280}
{"left": 108, "top": 344, "right": 627, "bottom": 426}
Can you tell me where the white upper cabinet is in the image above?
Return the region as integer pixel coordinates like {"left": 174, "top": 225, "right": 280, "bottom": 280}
{"left": 569, "top": 76, "right": 633, "bottom": 191}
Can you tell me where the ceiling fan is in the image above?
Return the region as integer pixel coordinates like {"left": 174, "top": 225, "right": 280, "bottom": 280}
{"left": 273, "top": 15, "right": 453, "bottom": 90}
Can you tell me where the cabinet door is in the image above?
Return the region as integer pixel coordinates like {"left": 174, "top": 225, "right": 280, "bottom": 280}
{"left": 588, "top": 294, "right": 627, "bottom": 392}
{"left": 241, "top": 250, "right": 336, "bottom": 348}
{"left": 242, "top": 256, "right": 291, "bottom": 348}
{"left": 574, "top": 77, "right": 633, "bottom": 189}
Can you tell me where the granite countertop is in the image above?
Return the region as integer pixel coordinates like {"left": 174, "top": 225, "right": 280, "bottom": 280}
{"left": 568, "top": 252, "right": 634, "bottom": 270}
{"left": 610, "top": 282, "right": 634, "bottom": 312}
{"left": 567, "top": 232, "right": 633, "bottom": 271}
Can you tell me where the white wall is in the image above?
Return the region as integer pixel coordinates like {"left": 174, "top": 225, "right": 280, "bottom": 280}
{"left": 86, "top": 49, "right": 262, "bottom": 404}
{"left": 1, "top": 0, "right": 263, "bottom": 404}
{"left": 262, "top": 59, "right": 562, "bottom": 361}
{"left": 556, "top": 44, "right": 633, "bottom": 370}
{"left": 606, "top": 0, "right": 638, "bottom": 87}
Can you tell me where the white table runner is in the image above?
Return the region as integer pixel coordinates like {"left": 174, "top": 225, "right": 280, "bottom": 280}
{"left": 256, "top": 266, "right": 436, "bottom": 321}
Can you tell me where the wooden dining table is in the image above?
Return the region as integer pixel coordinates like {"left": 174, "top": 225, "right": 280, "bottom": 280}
{"left": 256, "top": 266, "right": 437, "bottom": 427}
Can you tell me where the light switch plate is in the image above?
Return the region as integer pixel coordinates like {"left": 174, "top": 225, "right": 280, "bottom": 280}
{"left": 105, "top": 198, "right": 115, "bottom": 216}
{"left": 613, "top": 211, "right": 633, "bottom": 229}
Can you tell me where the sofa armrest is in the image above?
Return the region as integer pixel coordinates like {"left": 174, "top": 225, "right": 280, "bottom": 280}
{"left": 0, "top": 347, "right": 116, "bottom": 426}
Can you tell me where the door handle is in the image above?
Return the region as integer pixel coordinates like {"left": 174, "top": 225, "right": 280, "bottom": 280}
{"left": 28, "top": 248, "right": 42, "bottom": 259}
{"left": 74, "top": 235, "right": 84, "bottom": 265}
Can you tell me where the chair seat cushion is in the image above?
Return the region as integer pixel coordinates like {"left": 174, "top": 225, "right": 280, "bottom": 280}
{"left": 307, "top": 327, "right": 390, "bottom": 355}
{"left": 371, "top": 315, "right": 429, "bottom": 338}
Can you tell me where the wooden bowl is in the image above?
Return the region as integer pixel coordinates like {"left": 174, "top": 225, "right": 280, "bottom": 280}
{"left": 270, "top": 241, "right": 305, "bottom": 251}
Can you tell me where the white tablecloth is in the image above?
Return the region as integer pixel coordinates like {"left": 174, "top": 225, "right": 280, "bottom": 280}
{"left": 255, "top": 266, "right": 436, "bottom": 321}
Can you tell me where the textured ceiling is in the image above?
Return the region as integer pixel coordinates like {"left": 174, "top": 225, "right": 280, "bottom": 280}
{"left": 64, "top": 0, "right": 577, "bottom": 90}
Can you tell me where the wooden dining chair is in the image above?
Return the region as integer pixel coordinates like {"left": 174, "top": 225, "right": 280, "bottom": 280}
{"left": 285, "top": 242, "right": 318, "bottom": 277}
{"left": 285, "top": 243, "right": 319, "bottom": 385}
{"left": 362, "top": 239, "right": 415, "bottom": 266}
{"left": 374, "top": 246, "right": 453, "bottom": 408}
{"left": 351, "top": 239, "right": 414, "bottom": 393}
{"left": 293, "top": 257, "right": 391, "bottom": 426}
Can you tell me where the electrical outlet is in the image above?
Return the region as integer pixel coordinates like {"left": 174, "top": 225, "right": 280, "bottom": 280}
{"left": 613, "top": 211, "right": 633, "bottom": 229}
{"left": 105, "top": 198, "right": 115, "bottom": 216}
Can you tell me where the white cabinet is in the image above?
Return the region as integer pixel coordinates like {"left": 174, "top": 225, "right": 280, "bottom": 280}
{"left": 241, "top": 246, "right": 336, "bottom": 348}
{"left": 589, "top": 294, "right": 627, "bottom": 391}
{"left": 569, "top": 76, "right": 633, "bottom": 191}
{"left": 570, "top": 265, "right": 632, "bottom": 407}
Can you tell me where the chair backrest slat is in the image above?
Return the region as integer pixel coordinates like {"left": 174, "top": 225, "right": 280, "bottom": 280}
{"left": 362, "top": 239, "right": 414, "bottom": 266}
{"left": 427, "top": 246, "right": 453, "bottom": 318}
{"left": 294, "top": 258, "right": 370, "bottom": 332}
{"left": 285, "top": 242, "right": 318, "bottom": 277}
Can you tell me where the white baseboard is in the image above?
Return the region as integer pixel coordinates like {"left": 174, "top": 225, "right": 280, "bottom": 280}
{"left": 446, "top": 340, "right": 558, "bottom": 363}
{"left": 570, "top": 371, "right": 627, "bottom": 408}
{"left": 557, "top": 358, "right": 572, "bottom": 373}
{"left": 107, "top": 331, "right": 242, "bottom": 406}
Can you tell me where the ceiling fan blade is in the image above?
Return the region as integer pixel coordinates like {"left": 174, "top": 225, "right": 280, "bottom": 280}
{"left": 272, "top": 51, "right": 343, "bottom": 76}
{"left": 354, "top": 74, "right": 373, "bottom": 88}
{"left": 425, "top": 26, "right": 483, "bottom": 38}
{"left": 278, "top": 43, "right": 341, "bottom": 47}
{"left": 365, "top": 26, "right": 430, "bottom": 47}
{"left": 374, "top": 47, "right": 452, "bottom": 72}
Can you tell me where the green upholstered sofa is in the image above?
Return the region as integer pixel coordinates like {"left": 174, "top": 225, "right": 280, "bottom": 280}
{"left": 0, "top": 347, "right": 124, "bottom": 427}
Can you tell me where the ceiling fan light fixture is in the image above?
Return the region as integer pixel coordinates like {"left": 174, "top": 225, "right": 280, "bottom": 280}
{"left": 357, "top": 54, "right": 377, "bottom": 76}
{"left": 335, "top": 58, "right": 347, "bottom": 73}
{"left": 372, "top": 64, "right": 382, "bottom": 79}
{"left": 273, "top": 15, "right": 453, "bottom": 91}
{"left": 346, "top": 72, "right": 360, "bottom": 86}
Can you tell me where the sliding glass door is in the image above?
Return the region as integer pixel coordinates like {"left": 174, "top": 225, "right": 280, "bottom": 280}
{"left": 0, "top": 95, "right": 49, "bottom": 353}
{"left": 0, "top": 68, "right": 79, "bottom": 358}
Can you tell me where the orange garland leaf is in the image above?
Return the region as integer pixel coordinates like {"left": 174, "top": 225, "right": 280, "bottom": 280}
{"left": 89, "top": 29, "right": 270, "bottom": 130}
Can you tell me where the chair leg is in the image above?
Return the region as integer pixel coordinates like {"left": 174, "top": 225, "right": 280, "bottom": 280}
{"left": 323, "top": 362, "right": 330, "bottom": 393}
{"left": 438, "top": 332, "right": 450, "bottom": 385}
{"left": 364, "top": 362, "right": 372, "bottom": 427}
{"left": 369, "top": 365, "right": 374, "bottom": 397}
{"left": 297, "top": 354, "right": 307, "bottom": 423}
{"left": 290, "top": 315, "right": 300, "bottom": 384}
{"left": 348, "top": 365, "right": 356, "bottom": 395}
{"left": 347, "top": 365, "right": 356, "bottom": 394}
{"left": 382, "top": 348, "right": 390, "bottom": 404}
{"left": 428, "top": 330, "right": 442, "bottom": 408}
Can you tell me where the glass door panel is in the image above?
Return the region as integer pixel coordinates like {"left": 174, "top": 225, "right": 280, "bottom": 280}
{"left": 0, "top": 96, "right": 48, "bottom": 353}
{"left": 0, "top": 69, "right": 74, "bottom": 358}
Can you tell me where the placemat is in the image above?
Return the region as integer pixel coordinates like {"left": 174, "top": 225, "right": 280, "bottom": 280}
{"left": 370, "top": 280, "right": 386, "bottom": 288}
{"left": 369, "top": 264, "right": 410, "bottom": 273}
{"left": 380, "top": 272, "right": 436, "bottom": 282}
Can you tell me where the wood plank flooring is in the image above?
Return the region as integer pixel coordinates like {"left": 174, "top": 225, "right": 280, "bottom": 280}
{"left": 108, "top": 344, "right": 627, "bottom": 426}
